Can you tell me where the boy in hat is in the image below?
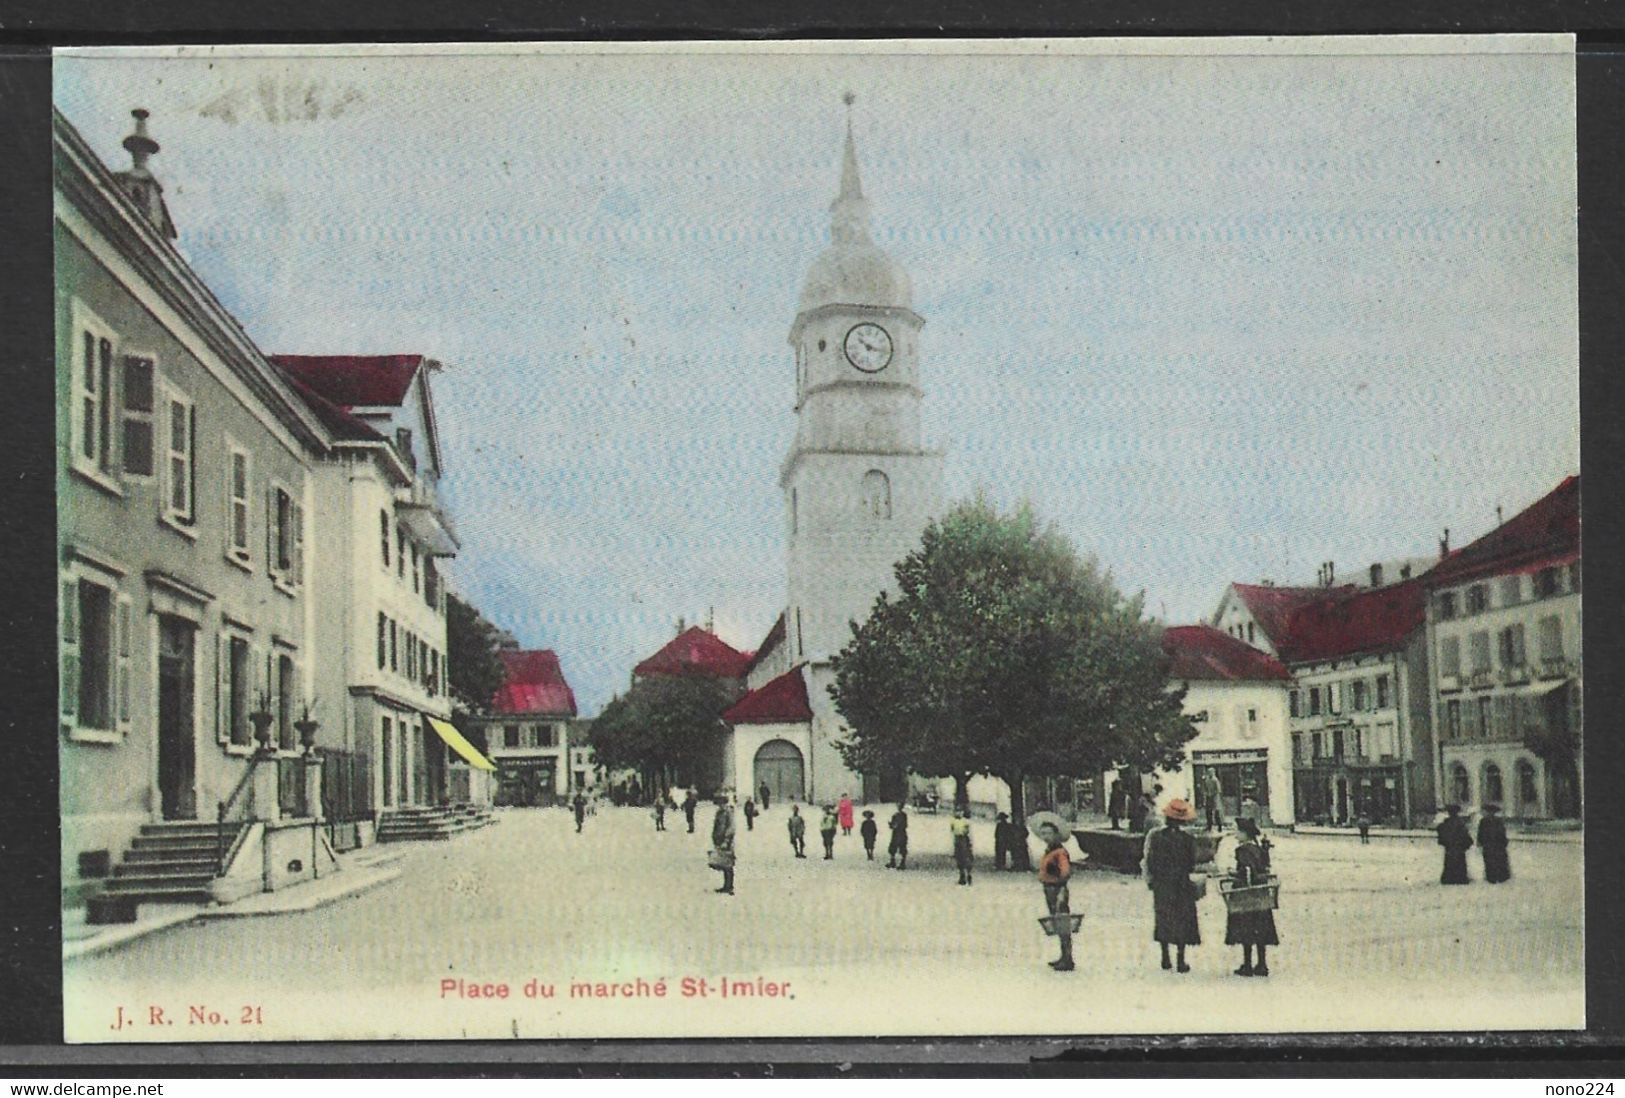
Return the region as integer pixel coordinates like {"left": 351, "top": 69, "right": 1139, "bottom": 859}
{"left": 819, "top": 804, "right": 839, "bottom": 859}
{"left": 950, "top": 808, "right": 974, "bottom": 886}
{"left": 860, "top": 810, "right": 879, "bottom": 860}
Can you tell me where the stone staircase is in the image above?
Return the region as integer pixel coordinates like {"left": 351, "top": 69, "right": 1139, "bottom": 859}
{"left": 376, "top": 803, "right": 497, "bottom": 843}
{"left": 94, "top": 820, "right": 247, "bottom": 912}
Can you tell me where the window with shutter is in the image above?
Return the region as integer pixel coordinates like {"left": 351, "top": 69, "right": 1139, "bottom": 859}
{"left": 292, "top": 499, "right": 305, "bottom": 587}
{"left": 121, "top": 356, "right": 156, "bottom": 477}
{"left": 161, "top": 391, "right": 195, "bottom": 525}
{"left": 116, "top": 595, "right": 132, "bottom": 729}
{"left": 1539, "top": 616, "right": 1564, "bottom": 662}
{"left": 60, "top": 577, "right": 79, "bottom": 723}
{"left": 1469, "top": 632, "right": 1491, "bottom": 673}
{"left": 71, "top": 302, "right": 122, "bottom": 486}
{"left": 226, "top": 446, "right": 252, "bottom": 565}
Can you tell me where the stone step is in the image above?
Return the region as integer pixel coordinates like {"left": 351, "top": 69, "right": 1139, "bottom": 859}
{"left": 139, "top": 822, "right": 231, "bottom": 836}
{"left": 129, "top": 837, "right": 224, "bottom": 854}
{"left": 97, "top": 883, "right": 215, "bottom": 905}
{"left": 104, "top": 872, "right": 215, "bottom": 891}
{"left": 124, "top": 845, "right": 221, "bottom": 862}
{"left": 114, "top": 858, "right": 217, "bottom": 876}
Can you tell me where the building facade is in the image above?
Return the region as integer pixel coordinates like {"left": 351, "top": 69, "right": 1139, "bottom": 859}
{"left": 274, "top": 354, "right": 460, "bottom": 822}
{"left": 1217, "top": 576, "right": 1436, "bottom": 826}
{"left": 56, "top": 108, "right": 337, "bottom": 896}
{"left": 1422, "top": 477, "right": 1581, "bottom": 820}
{"left": 469, "top": 649, "right": 581, "bottom": 807}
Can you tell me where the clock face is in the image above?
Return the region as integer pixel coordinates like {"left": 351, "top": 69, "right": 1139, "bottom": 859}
{"left": 843, "top": 323, "right": 894, "bottom": 373}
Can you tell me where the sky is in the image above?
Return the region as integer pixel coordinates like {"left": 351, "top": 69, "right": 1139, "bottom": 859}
{"left": 55, "top": 39, "right": 1580, "bottom": 715}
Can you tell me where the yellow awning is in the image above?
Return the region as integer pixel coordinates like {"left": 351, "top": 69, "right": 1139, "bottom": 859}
{"left": 426, "top": 716, "right": 497, "bottom": 772}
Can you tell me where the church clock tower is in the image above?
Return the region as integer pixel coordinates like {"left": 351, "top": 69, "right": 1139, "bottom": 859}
{"left": 783, "top": 99, "right": 944, "bottom": 682}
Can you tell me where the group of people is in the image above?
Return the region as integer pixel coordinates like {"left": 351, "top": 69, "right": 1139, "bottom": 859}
{"left": 1035, "top": 797, "right": 1279, "bottom": 978}
{"left": 786, "top": 797, "right": 909, "bottom": 867}
{"left": 1435, "top": 802, "right": 1513, "bottom": 885}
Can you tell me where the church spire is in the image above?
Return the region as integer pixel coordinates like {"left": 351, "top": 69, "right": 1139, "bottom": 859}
{"left": 830, "top": 92, "right": 872, "bottom": 246}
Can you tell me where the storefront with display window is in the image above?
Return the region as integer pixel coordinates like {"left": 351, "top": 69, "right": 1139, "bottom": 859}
{"left": 1192, "top": 748, "right": 1272, "bottom": 825}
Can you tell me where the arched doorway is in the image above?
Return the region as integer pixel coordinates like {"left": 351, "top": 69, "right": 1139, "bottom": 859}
{"left": 1515, "top": 758, "right": 1540, "bottom": 818}
{"left": 754, "top": 739, "right": 805, "bottom": 805}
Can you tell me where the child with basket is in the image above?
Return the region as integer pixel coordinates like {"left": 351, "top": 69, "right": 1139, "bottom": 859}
{"left": 1223, "top": 817, "right": 1278, "bottom": 977}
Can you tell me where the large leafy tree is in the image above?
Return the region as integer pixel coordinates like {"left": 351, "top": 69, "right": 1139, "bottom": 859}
{"left": 831, "top": 496, "right": 1195, "bottom": 867}
{"left": 587, "top": 675, "right": 734, "bottom": 796}
{"left": 446, "top": 592, "right": 508, "bottom": 749}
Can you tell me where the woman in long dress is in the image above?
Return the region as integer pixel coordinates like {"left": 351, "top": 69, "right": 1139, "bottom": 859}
{"left": 1225, "top": 817, "right": 1278, "bottom": 977}
{"left": 1145, "top": 798, "right": 1201, "bottom": 973}
{"left": 1478, "top": 803, "right": 1511, "bottom": 883}
{"left": 1436, "top": 803, "right": 1473, "bottom": 885}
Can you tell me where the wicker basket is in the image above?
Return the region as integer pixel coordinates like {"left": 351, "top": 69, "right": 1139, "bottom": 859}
{"left": 1219, "top": 876, "right": 1280, "bottom": 914}
{"left": 1038, "top": 913, "right": 1084, "bottom": 936}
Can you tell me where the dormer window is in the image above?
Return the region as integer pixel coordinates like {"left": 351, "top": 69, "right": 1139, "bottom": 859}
{"left": 395, "top": 427, "right": 416, "bottom": 472}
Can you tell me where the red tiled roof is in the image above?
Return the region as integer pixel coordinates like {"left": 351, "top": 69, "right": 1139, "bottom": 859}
{"left": 491, "top": 649, "right": 578, "bottom": 717}
{"left": 745, "top": 613, "right": 786, "bottom": 676}
{"left": 1162, "top": 626, "right": 1292, "bottom": 682}
{"left": 276, "top": 370, "right": 387, "bottom": 443}
{"left": 270, "top": 354, "right": 424, "bottom": 409}
{"left": 1227, "top": 583, "right": 1346, "bottom": 642}
{"left": 1273, "top": 578, "right": 1427, "bottom": 664}
{"left": 722, "top": 666, "right": 813, "bottom": 724}
{"left": 1424, "top": 476, "right": 1580, "bottom": 588}
{"left": 634, "top": 627, "right": 752, "bottom": 680}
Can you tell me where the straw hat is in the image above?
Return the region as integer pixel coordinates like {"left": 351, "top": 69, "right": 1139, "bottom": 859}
{"left": 1162, "top": 798, "right": 1197, "bottom": 822}
{"left": 1027, "top": 811, "right": 1071, "bottom": 842}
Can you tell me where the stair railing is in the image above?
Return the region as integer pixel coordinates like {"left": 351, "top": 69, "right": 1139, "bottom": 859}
{"left": 217, "top": 754, "right": 264, "bottom": 875}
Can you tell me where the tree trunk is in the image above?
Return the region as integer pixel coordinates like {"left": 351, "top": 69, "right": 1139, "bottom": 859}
{"left": 954, "top": 773, "right": 970, "bottom": 813}
{"left": 1006, "top": 769, "right": 1033, "bottom": 870}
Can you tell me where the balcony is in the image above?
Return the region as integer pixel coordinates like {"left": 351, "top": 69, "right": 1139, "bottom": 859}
{"left": 396, "top": 480, "right": 459, "bottom": 557}
{"left": 1438, "top": 674, "right": 1462, "bottom": 694}
{"left": 1468, "top": 670, "right": 1494, "bottom": 691}
{"left": 1501, "top": 664, "right": 1531, "bottom": 686}
{"left": 1537, "top": 658, "right": 1571, "bottom": 682}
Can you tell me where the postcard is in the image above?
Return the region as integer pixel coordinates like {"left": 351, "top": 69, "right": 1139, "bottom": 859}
{"left": 53, "top": 36, "right": 1582, "bottom": 1042}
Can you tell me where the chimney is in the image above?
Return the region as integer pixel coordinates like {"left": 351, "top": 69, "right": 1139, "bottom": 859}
{"left": 1440, "top": 528, "right": 1451, "bottom": 559}
{"left": 1496, "top": 505, "right": 1504, "bottom": 527}
{"left": 1400, "top": 563, "right": 1412, "bottom": 581}
{"left": 1369, "top": 562, "right": 1384, "bottom": 588}
{"left": 116, "top": 109, "right": 177, "bottom": 240}
{"left": 676, "top": 616, "right": 686, "bottom": 635}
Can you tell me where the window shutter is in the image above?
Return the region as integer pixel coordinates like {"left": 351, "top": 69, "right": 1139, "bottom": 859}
{"left": 217, "top": 630, "right": 229, "bottom": 743}
{"left": 60, "top": 578, "right": 79, "bottom": 722}
{"left": 266, "top": 486, "right": 276, "bottom": 577}
{"left": 186, "top": 405, "right": 198, "bottom": 521}
{"left": 293, "top": 500, "right": 305, "bottom": 585}
{"left": 116, "top": 594, "right": 133, "bottom": 730}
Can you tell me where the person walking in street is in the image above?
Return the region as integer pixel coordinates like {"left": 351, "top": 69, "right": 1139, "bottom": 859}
{"left": 1146, "top": 798, "right": 1201, "bottom": 973}
{"left": 1032, "top": 812, "right": 1075, "bottom": 972}
{"left": 1202, "top": 770, "right": 1223, "bottom": 831}
{"left": 993, "top": 812, "right": 1014, "bottom": 869}
{"left": 759, "top": 782, "right": 771, "bottom": 811}
{"left": 1225, "top": 817, "right": 1278, "bottom": 977}
{"left": 573, "top": 791, "right": 587, "bottom": 834}
{"left": 653, "top": 797, "right": 667, "bottom": 832}
{"left": 1356, "top": 808, "right": 1371, "bottom": 845}
{"left": 860, "top": 809, "right": 878, "bottom": 859}
{"left": 819, "top": 804, "right": 839, "bottom": 859}
{"left": 838, "top": 794, "right": 855, "bottom": 836}
{"left": 743, "top": 798, "right": 758, "bottom": 832}
{"left": 887, "top": 803, "right": 910, "bottom": 870}
{"left": 709, "top": 794, "right": 737, "bottom": 895}
{"left": 1478, "top": 803, "right": 1511, "bottom": 883}
{"left": 950, "top": 808, "right": 974, "bottom": 885}
{"left": 1108, "top": 780, "right": 1127, "bottom": 831}
{"left": 788, "top": 805, "right": 807, "bottom": 858}
{"left": 682, "top": 789, "right": 698, "bottom": 834}
{"left": 1437, "top": 803, "right": 1473, "bottom": 885}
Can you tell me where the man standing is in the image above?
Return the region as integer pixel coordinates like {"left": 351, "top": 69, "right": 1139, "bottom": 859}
{"left": 993, "top": 812, "right": 1013, "bottom": 870}
{"left": 682, "top": 788, "right": 698, "bottom": 834}
{"left": 653, "top": 796, "right": 667, "bottom": 832}
{"left": 759, "top": 781, "right": 772, "bottom": 811}
{"left": 710, "top": 794, "right": 737, "bottom": 895}
{"left": 743, "top": 798, "right": 758, "bottom": 831}
{"left": 787, "top": 805, "right": 808, "bottom": 858}
{"left": 1108, "top": 779, "right": 1126, "bottom": 831}
{"left": 1202, "top": 770, "right": 1223, "bottom": 831}
{"left": 887, "top": 803, "right": 910, "bottom": 870}
{"left": 1437, "top": 803, "right": 1473, "bottom": 885}
{"left": 572, "top": 791, "right": 587, "bottom": 834}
